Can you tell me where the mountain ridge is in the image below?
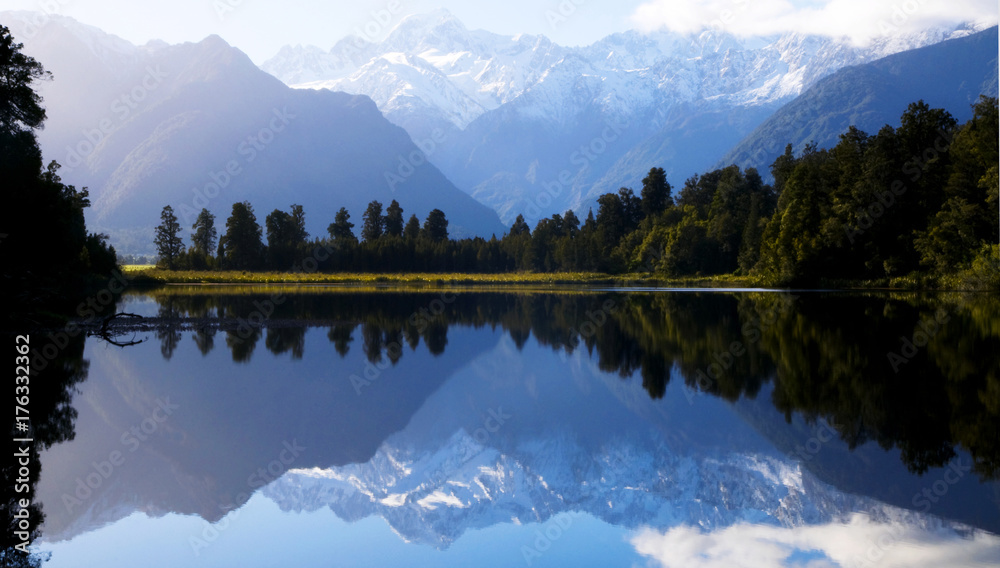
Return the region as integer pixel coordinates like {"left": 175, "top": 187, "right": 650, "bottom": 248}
{"left": 261, "top": 11, "right": 996, "bottom": 224}
{"left": 1, "top": 11, "right": 507, "bottom": 253}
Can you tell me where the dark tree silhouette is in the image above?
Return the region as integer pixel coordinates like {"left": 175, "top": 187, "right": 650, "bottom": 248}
{"left": 191, "top": 208, "right": 217, "bottom": 256}
{"left": 154, "top": 205, "right": 184, "bottom": 269}
{"left": 641, "top": 166, "right": 672, "bottom": 217}
{"left": 422, "top": 209, "right": 449, "bottom": 242}
{"left": 361, "top": 200, "right": 385, "bottom": 242}
{"left": 328, "top": 207, "right": 357, "bottom": 245}
{"left": 385, "top": 199, "right": 404, "bottom": 238}
{"left": 404, "top": 214, "right": 421, "bottom": 241}
{"left": 218, "top": 201, "right": 264, "bottom": 270}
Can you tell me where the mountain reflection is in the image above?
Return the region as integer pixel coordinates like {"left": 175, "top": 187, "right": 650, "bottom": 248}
{"left": 144, "top": 289, "right": 1000, "bottom": 481}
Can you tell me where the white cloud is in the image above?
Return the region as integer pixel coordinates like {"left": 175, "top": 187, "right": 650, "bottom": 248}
{"left": 631, "top": 514, "right": 1000, "bottom": 568}
{"left": 629, "top": 0, "right": 999, "bottom": 44}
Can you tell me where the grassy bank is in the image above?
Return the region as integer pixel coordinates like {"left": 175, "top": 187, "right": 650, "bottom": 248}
{"left": 122, "top": 266, "right": 998, "bottom": 291}
{"left": 123, "top": 267, "right": 764, "bottom": 288}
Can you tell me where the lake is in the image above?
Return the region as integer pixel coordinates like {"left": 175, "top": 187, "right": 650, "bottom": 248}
{"left": 20, "top": 287, "right": 1000, "bottom": 567}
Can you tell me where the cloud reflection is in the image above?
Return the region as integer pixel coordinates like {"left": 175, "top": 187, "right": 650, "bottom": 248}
{"left": 631, "top": 513, "right": 1000, "bottom": 568}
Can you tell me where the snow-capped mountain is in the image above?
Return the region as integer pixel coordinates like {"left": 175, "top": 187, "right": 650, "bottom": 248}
{"left": 263, "top": 10, "right": 986, "bottom": 133}
{"left": 265, "top": 10, "right": 566, "bottom": 133}
{"left": 262, "top": 11, "right": 996, "bottom": 224}
{"left": 264, "top": 428, "right": 908, "bottom": 549}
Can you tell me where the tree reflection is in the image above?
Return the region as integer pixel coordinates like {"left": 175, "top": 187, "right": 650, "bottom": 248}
{"left": 328, "top": 324, "right": 355, "bottom": 357}
{"left": 265, "top": 327, "right": 305, "bottom": 359}
{"left": 145, "top": 290, "right": 999, "bottom": 479}
{"left": 2, "top": 334, "right": 89, "bottom": 567}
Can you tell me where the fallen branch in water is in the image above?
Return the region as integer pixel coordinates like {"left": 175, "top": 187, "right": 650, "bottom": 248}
{"left": 92, "top": 312, "right": 146, "bottom": 347}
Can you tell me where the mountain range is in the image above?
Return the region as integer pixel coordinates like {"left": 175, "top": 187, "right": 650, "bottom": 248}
{"left": 2, "top": 9, "right": 997, "bottom": 253}
{"left": 721, "top": 26, "right": 1000, "bottom": 172}
{"left": 263, "top": 10, "right": 998, "bottom": 223}
{"left": 2, "top": 11, "right": 507, "bottom": 253}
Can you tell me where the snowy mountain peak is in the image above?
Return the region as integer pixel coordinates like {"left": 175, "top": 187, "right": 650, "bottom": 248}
{"left": 261, "top": 13, "right": 985, "bottom": 138}
{"left": 262, "top": 427, "right": 943, "bottom": 549}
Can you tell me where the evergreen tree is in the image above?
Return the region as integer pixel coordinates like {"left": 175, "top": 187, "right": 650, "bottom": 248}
{"left": 219, "top": 201, "right": 264, "bottom": 270}
{"left": 563, "top": 210, "right": 580, "bottom": 238}
{"left": 509, "top": 214, "right": 531, "bottom": 236}
{"left": 641, "top": 167, "right": 672, "bottom": 217}
{"left": 154, "top": 205, "right": 184, "bottom": 270}
{"left": 328, "top": 207, "right": 357, "bottom": 244}
{"left": 385, "top": 199, "right": 404, "bottom": 237}
{"left": 618, "top": 187, "right": 642, "bottom": 228}
{"left": 266, "top": 204, "right": 308, "bottom": 269}
{"left": 362, "top": 200, "right": 385, "bottom": 242}
{"left": 191, "top": 208, "right": 217, "bottom": 256}
{"left": 404, "top": 214, "right": 421, "bottom": 241}
{"left": 423, "top": 209, "right": 449, "bottom": 242}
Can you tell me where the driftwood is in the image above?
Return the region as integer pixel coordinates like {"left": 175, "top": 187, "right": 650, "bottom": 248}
{"left": 91, "top": 312, "right": 146, "bottom": 347}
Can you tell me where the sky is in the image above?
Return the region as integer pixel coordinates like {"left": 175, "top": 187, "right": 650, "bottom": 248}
{"left": 1, "top": 0, "right": 997, "bottom": 63}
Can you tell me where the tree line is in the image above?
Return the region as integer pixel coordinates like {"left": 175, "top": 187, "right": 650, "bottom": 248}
{"left": 155, "top": 97, "right": 999, "bottom": 285}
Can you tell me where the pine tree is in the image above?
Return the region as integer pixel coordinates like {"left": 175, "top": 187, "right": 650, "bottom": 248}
{"left": 385, "top": 199, "right": 404, "bottom": 237}
{"left": 328, "top": 207, "right": 357, "bottom": 244}
{"left": 641, "top": 167, "right": 672, "bottom": 217}
{"left": 218, "top": 201, "right": 264, "bottom": 270}
{"left": 404, "top": 214, "right": 421, "bottom": 241}
{"left": 154, "top": 205, "right": 184, "bottom": 270}
{"left": 191, "top": 208, "right": 217, "bottom": 256}
{"left": 361, "top": 200, "right": 385, "bottom": 242}
{"left": 423, "top": 209, "right": 449, "bottom": 242}
{"left": 266, "top": 204, "right": 308, "bottom": 269}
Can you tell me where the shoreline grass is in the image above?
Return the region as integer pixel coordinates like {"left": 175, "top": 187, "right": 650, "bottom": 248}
{"left": 123, "top": 267, "right": 770, "bottom": 288}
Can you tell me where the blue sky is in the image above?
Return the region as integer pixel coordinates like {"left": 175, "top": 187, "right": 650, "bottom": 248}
{"left": 2, "top": 0, "right": 997, "bottom": 63}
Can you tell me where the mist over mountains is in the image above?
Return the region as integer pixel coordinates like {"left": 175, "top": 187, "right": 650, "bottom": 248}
{"left": 2, "top": 11, "right": 506, "bottom": 253}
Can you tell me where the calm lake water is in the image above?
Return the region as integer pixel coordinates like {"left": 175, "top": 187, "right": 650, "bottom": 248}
{"left": 24, "top": 288, "right": 1000, "bottom": 567}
